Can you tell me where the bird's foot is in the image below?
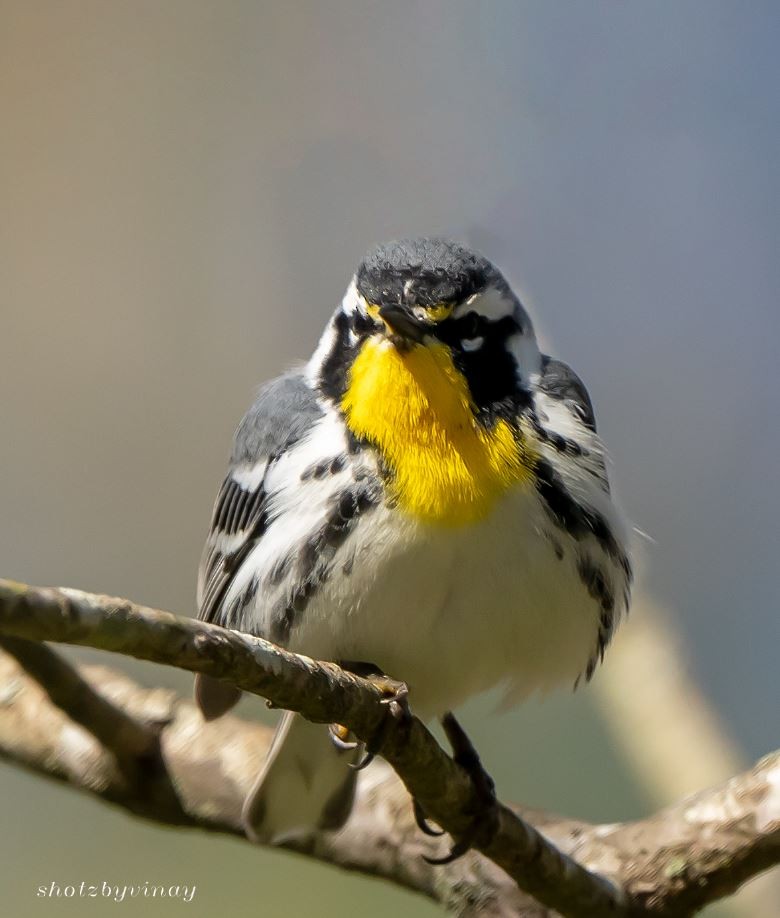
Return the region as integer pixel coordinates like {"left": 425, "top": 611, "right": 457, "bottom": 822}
{"left": 423, "top": 711, "right": 499, "bottom": 865}
{"left": 370, "top": 673, "right": 411, "bottom": 719}
{"left": 329, "top": 663, "right": 411, "bottom": 770}
{"left": 350, "top": 672, "right": 410, "bottom": 770}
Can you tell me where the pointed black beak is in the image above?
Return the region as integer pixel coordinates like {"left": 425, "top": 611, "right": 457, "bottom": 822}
{"left": 378, "top": 304, "right": 429, "bottom": 343}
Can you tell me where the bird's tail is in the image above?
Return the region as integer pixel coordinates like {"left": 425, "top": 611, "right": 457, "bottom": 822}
{"left": 242, "top": 711, "right": 359, "bottom": 844}
{"left": 194, "top": 673, "right": 242, "bottom": 720}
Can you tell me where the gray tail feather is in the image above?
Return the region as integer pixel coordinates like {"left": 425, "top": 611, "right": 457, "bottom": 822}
{"left": 194, "top": 673, "right": 243, "bottom": 720}
{"left": 242, "top": 711, "right": 359, "bottom": 844}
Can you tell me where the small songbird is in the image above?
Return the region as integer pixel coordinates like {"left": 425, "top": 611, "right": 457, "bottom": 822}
{"left": 195, "top": 237, "right": 632, "bottom": 856}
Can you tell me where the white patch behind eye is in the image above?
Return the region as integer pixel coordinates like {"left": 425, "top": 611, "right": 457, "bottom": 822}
{"left": 461, "top": 336, "right": 484, "bottom": 352}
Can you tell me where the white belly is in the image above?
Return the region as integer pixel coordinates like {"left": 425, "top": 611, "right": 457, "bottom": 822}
{"left": 288, "top": 485, "right": 604, "bottom": 718}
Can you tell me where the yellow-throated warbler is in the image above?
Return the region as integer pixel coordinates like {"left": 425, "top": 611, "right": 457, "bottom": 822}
{"left": 194, "top": 237, "right": 632, "bottom": 852}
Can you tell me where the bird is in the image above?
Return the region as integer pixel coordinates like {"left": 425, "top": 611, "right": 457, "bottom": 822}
{"left": 194, "top": 236, "right": 632, "bottom": 858}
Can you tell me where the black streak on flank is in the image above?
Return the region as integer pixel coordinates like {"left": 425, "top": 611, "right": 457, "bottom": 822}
{"left": 536, "top": 459, "right": 633, "bottom": 612}
{"left": 576, "top": 557, "right": 616, "bottom": 683}
{"left": 300, "top": 453, "right": 349, "bottom": 482}
{"left": 535, "top": 458, "right": 622, "bottom": 559}
{"left": 528, "top": 410, "right": 589, "bottom": 458}
{"left": 577, "top": 558, "right": 615, "bottom": 613}
{"left": 222, "top": 577, "right": 261, "bottom": 631}
{"left": 271, "top": 483, "right": 379, "bottom": 645}
{"left": 584, "top": 611, "right": 615, "bottom": 683}
{"left": 576, "top": 556, "right": 625, "bottom": 685}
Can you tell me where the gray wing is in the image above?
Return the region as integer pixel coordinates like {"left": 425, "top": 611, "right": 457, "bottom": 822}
{"left": 538, "top": 355, "right": 597, "bottom": 432}
{"left": 197, "top": 371, "right": 324, "bottom": 627}
{"left": 535, "top": 354, "right": 612, "bottom": 496}
{"left": 195, "top": 372, "right": 323, "bottom": 719}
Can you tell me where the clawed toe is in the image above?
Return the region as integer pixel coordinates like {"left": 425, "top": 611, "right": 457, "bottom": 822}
{"left": 328, "top": 722, "right": 359, "bottom": 751}
{"left": 330, "top": 723, "right": 377, "bottom": 770}
{"left": 421, "top": 711, "right": 499, "bottom": 864}
{"left": 350, "top": 748, "right": 376, "bottom": 770}
{"left": 330, "top": 666, "right": 412, "bottom": 772}
{"left": 329, "top": 722, "right": 381, "bottom": 772}
{"left": 372, "top": 675, "right": 410, "bottom": 719}
{"left": 413, "top": 798, "right": 444, "bottom": 837}
{"left": 422, "top": 805, "right": 499, "bottom": 865}
{"left": 423, "top": 835, "right": 473, "bottom": 865}
{"left": 422, "top": 799, "right": 499, "bottom": 864}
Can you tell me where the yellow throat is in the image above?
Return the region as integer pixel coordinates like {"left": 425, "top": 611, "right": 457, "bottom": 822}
{"left": 342, "top": 337, "right": 535, "bottom": 526}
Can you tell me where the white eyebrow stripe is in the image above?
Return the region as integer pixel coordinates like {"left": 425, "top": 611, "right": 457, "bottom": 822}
{"left": 453, "top": 286, "right": 515, "bottom": 322}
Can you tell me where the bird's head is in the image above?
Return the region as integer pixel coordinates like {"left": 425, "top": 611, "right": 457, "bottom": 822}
{"left": 312, "top": 237, "right": 540, "bottom": 418}
{"left": 307, "top": 237, "right": 542, "bottom": 523}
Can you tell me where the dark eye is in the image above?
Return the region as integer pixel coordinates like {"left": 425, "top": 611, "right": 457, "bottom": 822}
{"left": 460, "top": 311, "right": 484, "bottom": 340}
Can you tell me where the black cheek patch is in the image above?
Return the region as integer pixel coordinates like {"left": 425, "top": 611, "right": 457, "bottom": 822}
{"left": 438, "top": 316, "right": 531, "bottom": 420}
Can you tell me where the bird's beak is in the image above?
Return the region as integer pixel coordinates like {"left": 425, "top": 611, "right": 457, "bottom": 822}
{"left": 377, "top": 304, "right": 429, "bottom": 343}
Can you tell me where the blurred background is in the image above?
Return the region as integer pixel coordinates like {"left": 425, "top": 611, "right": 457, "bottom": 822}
{"left": 1, "top": 2, "right": 778, "bottom": 915}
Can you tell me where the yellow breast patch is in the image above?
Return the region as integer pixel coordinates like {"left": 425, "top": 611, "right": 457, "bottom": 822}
{"left": 342, "top": 337, "right": 535, "bottom": 526}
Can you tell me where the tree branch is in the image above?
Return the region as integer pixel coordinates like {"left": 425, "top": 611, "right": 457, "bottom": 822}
{"left": 592, "top": 600, "right": 780, "bottom": 918}
{"left": 0, "top": 636, "right": 158, "bottom": 775}
{"left": 0, "top": 579, "right": 624, "bottom": 916}
{"left": 0, "top": 579, "right": 777, "bottom": 916}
